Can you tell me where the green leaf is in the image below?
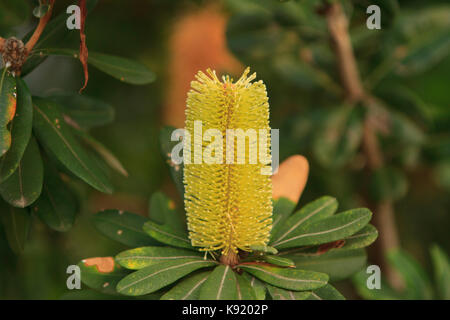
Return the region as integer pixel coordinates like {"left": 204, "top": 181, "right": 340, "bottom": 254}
{"left": 388, "top": 249, "right": 433, "bottom": 299}
{"left": 75, "top": 130, "right": 128, "bottom": 177}
{"left": 270, "top": 197, "right": 296, "bottom": 241}
{"left": 49, "top": 93, "right": 115, "bottom": 129}
{"left": 93, "top": 209, "right": 159, "bottom": 247}
{"left": 199, "top": 265, "right": 238, "bottom": 300}
{"left": 143, "top": 220, "right": 192, "bottom": 249}
{"left": 242, "top": 273, "right": 266, "bottom": 300}
{"left": 341, "top": 224, "right": 378, "bottom": 250}
{"left": 161, "top": 271, "right": 211, "bottom": 300}
{"left": 370, "top": 166, "right": 408, "bottom": 202}
{"left": 0, "top": 137, "right": 43, "bottom": 208}
{"left": 0, "top": 77, "right": 33, "bottom": 183}
{"left": 0, "top": 69, "right": 16, "bottom": 156}
{"left": 266, "top": 284, "right": 311, "bottom": 300}
{"left": 239, "top": 264, "right": 328, "bottom": 291}
{"left": 235, "top": 273, "right": 257, "bottom": 300}
{"left": 352, "top": 269, "right": 403, "bottom": 300}
{"left": 313, "top": 106, "right": 364, "bottom": 168}
{"left": 0, "top": 201, "right": 30, "bottom": 253}
{"left": 272, "top": 196, "right": 338, "bottom": 245}
{"left": 430, "top": 244, "right": 450, "bottom": 300}
{"left": 249, "top": 245, "right": 278, "bottom": 255}
{"left": 397, "top": 28, "right": 450, "bottom": 76}
{"left": 117, "top": 259, "right": 217, "bottom": 296}
{"left": 116, "top": 246, "right": 203, "bottom": 270}
{"left": 159, "top": 126, "right": 184, "bottom": 198}
{"left": 148, "top": 192, "right": 186, "bottom": 233}
{"left": 262, "top": 255, "right": 295, "bottom": 268}
{"left": 285, "top": 249, "right": 367, "bottom": 281}
{"left": 30, "top": 49, "right": 156, "bottom": 85}
{"left": 32, "top": 165, "right": 77, "bottom": 232}
{"left": 32, "top": 97, "right": 113, "bottom": 193}
{"left": 78, "top": 257, "right": 130, "bottom": 295}
{"left": 88, "top": 52, "right": 156, "bottom": 85}
{"left": 273, "top": 208, "right": 372, "bottom": 249}
{"left": 308, "top": 284, "right": 345, "bottom": 300}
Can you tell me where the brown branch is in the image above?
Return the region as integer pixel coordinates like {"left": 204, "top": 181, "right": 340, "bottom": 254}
{"left": 324, "top": 3, "right": 365, "bottom": 102}
{"left": 0, "top": 37, "right": 5, "bottom": 53}
{"left": 25, "top": 0, "right": 55, "bottom": 54}
{"left": 323, "top": 2, "right": 404, "bottom": 290}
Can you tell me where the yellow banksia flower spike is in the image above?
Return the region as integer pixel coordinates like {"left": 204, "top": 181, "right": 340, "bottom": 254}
{"left": 184, "top": 67, "right": 272, "bottom": 263}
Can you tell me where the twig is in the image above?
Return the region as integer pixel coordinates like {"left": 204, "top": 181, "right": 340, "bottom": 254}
{"left": 324, "top": 3, "right": 365, "bottom": 102}
{"left": 0, "top": 37, "right": 5, "bottom": 53}
{"left": 322, "top": 1, "right": 404, "bottom": 290}
{"left": 24, "top": 0, "right": 55, "bottom": 54}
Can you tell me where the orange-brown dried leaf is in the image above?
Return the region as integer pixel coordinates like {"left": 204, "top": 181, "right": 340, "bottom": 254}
{"left": 272, "top": 155, "right": 309, "bottom": 204}
{"left": 317, "top": 240, "right": 346, "bottom": 255}
{"left": 83, "top": 257, "right": 116, "bottom": 273}
{"left": 78, "top": 0, "right": 89, "bottom": 92}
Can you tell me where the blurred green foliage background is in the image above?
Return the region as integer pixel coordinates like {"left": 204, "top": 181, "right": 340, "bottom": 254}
{"left": 0, "top": 0, "right": 448, "bottom": 299}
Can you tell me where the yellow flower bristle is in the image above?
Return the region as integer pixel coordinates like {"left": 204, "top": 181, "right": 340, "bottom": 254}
{"left": 184, "top": 67, "right": 273, "bottom": 256}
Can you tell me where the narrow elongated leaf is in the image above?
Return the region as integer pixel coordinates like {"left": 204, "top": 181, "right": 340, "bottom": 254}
{"left": 93, "top": 209, "right": 158, "bottom": 247}
{"left": 239, "top": 264, "right": 328, "bottom": 291}
{"left": 148, "top": 192, "right": 186, "bottom": 233}
{"left": 30, "top": 49, "right": 156, "bottom": 85}
{"left": 143, "top": 220, "right": 192, "bottom": 249}
{"left": 161, "top": 271, "right": 211, "bottom": 300}
{"left": 0, "top": 70, "right": 16, "bottom": 156}
{"left": 78, "top": 257, "right": 130, "bottom": 295}
{"left": 397, "top": 30, "right": 450, "bottom": 76}
{"left": 266, "top": 284, "right": 311, "bottom": 300}
{"left": 116, "top": 246, "right": 203, "bottom": 270}
{"left": 0, "top": 137, "right": 43, "bottom": 208}
{"left": 50, "top": 93, "right": 115, "bottom": 129}
{"left": 235, "top": 274, "right": 257, "bottom": 300}
{"left": 117, "top": 259, "right": 217, "bottom": 296}
{"left": 308, "top": 284, "right": 345, "bottom": 300}
{"left": 341, "top": 224, "right": 378, "bottom": 250}
{"left": 242, "top": 273, "right": 266, "bottom": 300}
{"left": 270, "top": 197, "right": 296, "bottom": 241}
{"left": 249, "top": 245, "right": 278, "bottom": 255}
{"left": 0, "top": 77, "right": 32, "bottom": 183}
{"left": 88, "top": 52, "right": 156, "bottom": 85}
{"left": 32, "top": 97, "right": 113, "bottom": 193}
{"left": 352, "top": 269, "right": 403, "bottom": 300}
{"left": 272, "top": 196, "right": 338, "bottom": 245}
{"left": 430, "top": 245, "right": 450, "bottom": 300}
{"left": 32, "top": 165, "right": 77, "bottom": 232}
{"left": 262, "top": 255, "right": 295, "bottom": 268}
{"left": 388, "top": 249, "right": 433, "bottom": 299}
{"left": 0, "top": 201, "right": 30, "bottom": 253}
{"left": 285, "top": 249, "right": 367, "bottom": 281}
{"left": 199, "top": 265, "right": 238, "bottom": 300}
{"left": 159, "top": 126, "right": 184, "bottom": 197}
{"left": 76, "top": 130, "right": 128, "bottom": 177}
{"left": 273, "top": 208, "right": 372, "bottom": 249}
{"left": 314, "top": 106, "right": 364, "bottom": 168}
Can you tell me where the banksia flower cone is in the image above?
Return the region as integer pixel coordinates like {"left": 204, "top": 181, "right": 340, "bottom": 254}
{"left": 184, "top": 68, "right": 272, "bottom": 260}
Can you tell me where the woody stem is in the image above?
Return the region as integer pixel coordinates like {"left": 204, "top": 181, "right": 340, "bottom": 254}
{"left": 322, "top": 1, "right": 403, "bottom": 290}
{"left": 24, "top": 0, "right": 55, "bottom": 54}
